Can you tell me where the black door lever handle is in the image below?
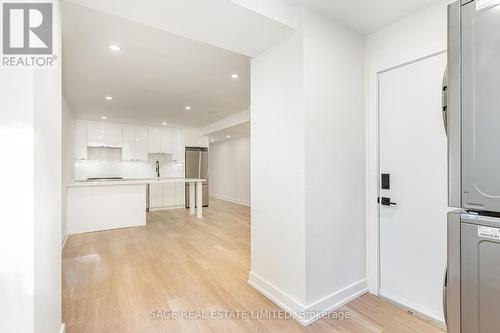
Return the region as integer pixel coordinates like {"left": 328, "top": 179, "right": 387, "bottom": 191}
{"left": 378, "top": 197, "right": 397, "bottom": 206}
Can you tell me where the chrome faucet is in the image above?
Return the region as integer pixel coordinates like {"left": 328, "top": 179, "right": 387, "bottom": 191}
{"left": 155, "top": 161, "right": 160, "bottom": 178}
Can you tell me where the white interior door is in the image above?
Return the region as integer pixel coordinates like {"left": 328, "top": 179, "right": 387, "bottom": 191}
{"left": 379, "top": 53, "right": 449, "bottom": 322}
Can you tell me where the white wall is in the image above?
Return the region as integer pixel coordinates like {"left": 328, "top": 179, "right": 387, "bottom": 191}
{"left": 0, "top": 68, "right": 36, "bottom": 333}
{"left": 365, "top": 0, "right": 451, "bottom": 294}
{"left": 209, "top": 136, "right": 251, "bottom": 206}
{"left": 34, "top": 1, "right": 63, "bottom": 331}
{"left": 0, "top": 2, "right": 62, "bottom": 332}
{"left": 250, "top": 27, "right": 307, "bottom": 308}
{"left": 303, "top": 7, "right": 366, "bottom": 305}
{"left": 62, "top": 98, "right": 74, "bottom": 243}
{"left": 250, "top": 5, "right": 366, "bottom": 324}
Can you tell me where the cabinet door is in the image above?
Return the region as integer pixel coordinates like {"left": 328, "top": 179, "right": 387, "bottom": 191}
{"left": 176, "top": 183, "right": 186, "bottom": 206}
{"left": 148, "top": 127, "right": 162, "bottom": 154}
{"left": 149, "top": 183, "right": 163, "bottom": 208}
{"left": 74, "top": 121, "right": 87, "bottom": 160}
{"left": 104, "top": 124, "right": 122, "bottom": 147}
{"left": 135, "top": 127, "right": 149, "bottom": 161}
{"left": 122, "top": 126, "right": 135, "bottom": 161}
{"left": 86, "top": 122, "right": 105, "bottom": 147}
{"left": 161, "top": 128, "right": 173, "bottom": 154}
{"left": 172, "top": 128, "right": 185, "bottom": 162}
{"left": 162, "top": 183, "right": 173, "bottom": 207}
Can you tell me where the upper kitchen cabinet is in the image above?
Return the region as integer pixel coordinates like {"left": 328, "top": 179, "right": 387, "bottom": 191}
{"left": 87, "top": 122, "right": 123, "bottom": 148}
{"left": 147, "top": 127, "right": 183, "bottom": 157}
{"left": 74, "top": 121, "right": 87, "bottom": 160}
{"left": 148, "top": 127, "right": 173, "bottom": 154}
{"left": 135, "top": 127, "right": 149, "bottom": 161}
{"left": 172, "top": 128, "right": 185, "bottom": 162}
{"left": 148, "top": 127, "right": 162, "bottom": 154}
{"left": 123, "top": 126, "right": 149, "bottom": 161}
{"left": 161, "top": 128, "right": 173, "bottom": 154}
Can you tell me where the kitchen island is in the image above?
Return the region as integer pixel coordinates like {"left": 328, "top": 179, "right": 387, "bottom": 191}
{"left": 66, "top": 178, "right": 205, "bottom": 235}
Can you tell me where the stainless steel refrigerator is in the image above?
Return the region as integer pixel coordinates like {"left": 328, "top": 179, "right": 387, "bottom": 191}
{"left": 185, "top": 147, "right": 209, "bottom": 208}
{"left": 443, "top": 1, "right": 500, "bottom": 332}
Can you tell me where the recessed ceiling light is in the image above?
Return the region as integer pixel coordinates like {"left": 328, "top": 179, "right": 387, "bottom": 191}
{"left": 209, "top": 110, "right": 217, "bottom": 115}
{"left": 226, "top": 135, "right": 231, "bottom": 139}
{"left": 162, "top": 122, "right": 168, "bottom": 126}
{"left": 210, "top": 138, "right": 215, "bottom": 142}
{"left": 185, "top": 106, "right": 191, "bottom": 110}
{"left": 101, "top": 116, "right": 107, "bottom": 120}
{"left": 105, "top": 96, "right": 113, "bottom": 101}
{"left": 109, "top": 44, "right": 121, "bottom": 51}
{"left": 231, "top": 73, "right": 240, "bottom": 79}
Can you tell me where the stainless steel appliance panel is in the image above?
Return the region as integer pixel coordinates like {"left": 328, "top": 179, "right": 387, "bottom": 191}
{"left": 185, "top": 147, "right": 209, "bottom": 208}
{"left": 461, "top": 213, "right": 500, "bottom": 333}
{"left": 200, "top": 150, "right": 208, "bottom": 186}
{"left": 446, "top": 210, "right": 462, "bottom": 333}
{"left": 461, "top": 1, "right": 500, "bottom": 212}
{"left": 185, "top": 149, "right": 201, "bottom": 179}
{"left": 446, "top": 1, "right": 462, "bottom": 208}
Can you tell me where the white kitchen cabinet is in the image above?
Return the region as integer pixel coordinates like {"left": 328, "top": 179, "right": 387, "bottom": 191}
{"left": 172, "top": 128, "right": 185, "bottom": 162}
{"left": 149, "top": 183, "right": 163, "bottom": 209}
{"left": 149, "top": 182, "right": 185, "bottom": 210}
{"left": 148, "top": 127, "right": 176, "bottom": 154}
{"left": 135, "top": 127, "right": 148, "bottom": 161}
{"left": 86, "top": 122, "right": 123, "bottom": 148}
{"left": 161, "top": 128, "right": 173, "bottom": 154}
{"left": 105, "top": 124, "right": 123, "bottom": 147}
{"left": 163, "top": 182, "right": 185, "bottom": 208}
{"left": 74, "top": 121, "right": 87, "bottom": 160}
{"left": 86, "top": 122, "right": 104, "bottom": 147}
{"left": 122, "top": 126, "right": 135, "bottom": 161}
{"left": 148, "top": 127, "right": 162, "bottom": 154}
{"left": 148, "top": 127, "right": 183, "bottom": 156}
{"left": 122, "top": 126, "right": 149, "bottom": 161}
{"left": 173, "top": 182, "right": 186, "bottom": 206}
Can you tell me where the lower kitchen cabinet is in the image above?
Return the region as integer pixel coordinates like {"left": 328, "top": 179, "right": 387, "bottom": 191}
{"left": 149, "top": 182, "right": 186, "bottom": 210}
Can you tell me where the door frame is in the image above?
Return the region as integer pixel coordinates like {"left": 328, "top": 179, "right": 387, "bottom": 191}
{"left": 366, "top": 50, "right": 447, "bottom": 295}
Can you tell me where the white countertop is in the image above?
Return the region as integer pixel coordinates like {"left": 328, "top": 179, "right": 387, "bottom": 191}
{"left": 67, "top": 178, "right": 205, "bottom": 188}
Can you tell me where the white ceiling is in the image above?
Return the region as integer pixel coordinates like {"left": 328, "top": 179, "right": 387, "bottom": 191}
{"left": 208, "top": 122, "right": 250, "bottom": 143}
{"left": 285, "top": 0, "right": 442, "bottom": 34}
{"left": 62, "top": 2, "right": 251, "bottom": 128}
{"left": 66, "top": 0, "right": 296, "bottom": 57}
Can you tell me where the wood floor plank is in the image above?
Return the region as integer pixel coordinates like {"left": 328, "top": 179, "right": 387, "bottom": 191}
{"left": 63, "top": 198, "right": 445, "bottom": 333}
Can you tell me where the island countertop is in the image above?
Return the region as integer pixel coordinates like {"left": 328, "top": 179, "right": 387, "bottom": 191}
{"left": 67, "top": 178, "right": 206, "bottom": 188}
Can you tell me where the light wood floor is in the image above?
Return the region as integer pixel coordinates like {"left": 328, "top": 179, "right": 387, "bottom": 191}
{"left": 63, "top": 198, "right": 445, "bottom": 333}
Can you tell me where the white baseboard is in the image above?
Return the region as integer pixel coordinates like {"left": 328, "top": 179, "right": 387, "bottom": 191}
{"left": 60, "top": 323, "right": 65, "bottom": 333}
{"left": 248, "top": 271, "right": 305, "bottom": 321}
{"left": 211, "top": 193, "right": 250, "bottom": 207}
{"left": 149, "top": 205, "right": 185, "bottom": 212}
{"left": 248, "top": 271, "right": 368, "bottom": 326}
{"left": 379, "top": 289, "right": 445, "bottom": 328}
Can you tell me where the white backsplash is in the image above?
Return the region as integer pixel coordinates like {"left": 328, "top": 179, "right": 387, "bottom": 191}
{"left": 74, "top": 151, "right": 184, "bottom": 181}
